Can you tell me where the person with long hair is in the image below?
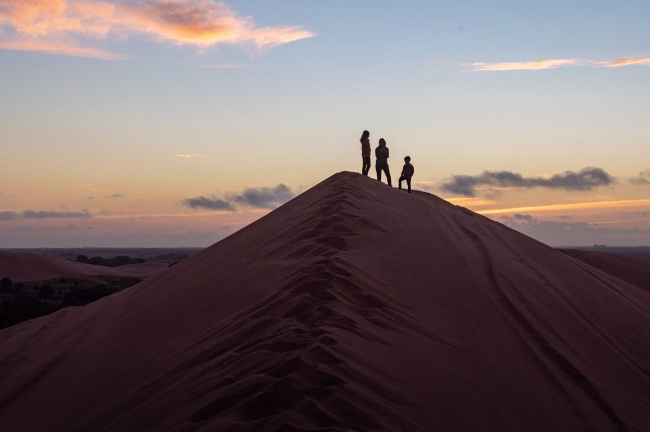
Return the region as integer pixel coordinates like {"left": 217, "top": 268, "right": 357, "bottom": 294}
{"left": 360, "top": 130, "right": 371, "bottom": 175}
{"left": 375, "top": 138, "right": 391, "bottom": 186}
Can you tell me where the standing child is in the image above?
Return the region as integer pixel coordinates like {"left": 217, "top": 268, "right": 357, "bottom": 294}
{"left": 399, "top": 156, "right": 414, "bottom": 193}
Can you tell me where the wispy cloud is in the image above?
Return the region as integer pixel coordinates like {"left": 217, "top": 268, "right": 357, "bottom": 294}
{"left": 630, "top": 170, "right": 650, "bottom": 185}
{"left": 0, "top": 0, "right": 316, "bottom": 59}
{"left": 597, "top": 58, "right": 650, "bottom": 68}
{"left": 441, "top": 167, "right": 614, "bottom": 197}
{"left": 0, "top": 209, "right": 92, "bottom": 220}
{"left": 201, "top": 63, "right": 251, "bottom": 69}
{"left": 176, "top": 154, "right": 206, "bottom": 157}
{"left": 106, "top": 193, "right": 126, "bottom": 198}
{"left": 181, "top": 183, "right": 296, "bottom": 211}
{"left": 80, "top": 182, "right": 113, "bottom": 189}
{"left": 472, "top": 59, "right": 578, "bottom": 71}
{"left": 181, "top": 196, "right": 234, "bottom": 211}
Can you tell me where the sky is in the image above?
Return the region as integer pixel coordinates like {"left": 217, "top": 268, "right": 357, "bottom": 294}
{"left": 1, "top": 0, "right": 649, "bottom": 247}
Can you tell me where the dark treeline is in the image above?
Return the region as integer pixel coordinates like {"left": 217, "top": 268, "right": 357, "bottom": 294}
{"left": 75, "top": 255, "right": 145, "bottom": 267}
{"left": 0, "top": 276, "right": 141, "bottom": 330}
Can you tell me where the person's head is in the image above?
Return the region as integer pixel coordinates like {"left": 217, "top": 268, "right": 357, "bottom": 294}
{"left": 361, "top": 130, "right": 369, "bottom": 140}
{"left": 379, "top": 138, "right": 386, "bottom": 147}
{"left": 404, "top": 156, "right": 411, "bottom": 163}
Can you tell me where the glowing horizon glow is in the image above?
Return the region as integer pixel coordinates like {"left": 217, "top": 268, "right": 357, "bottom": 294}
{"left": 476, "top": 198, "right": 650, "bottom": 216}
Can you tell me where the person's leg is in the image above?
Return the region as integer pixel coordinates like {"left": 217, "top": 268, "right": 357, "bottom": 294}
{"left": 407, "top": 177, "right": 411, "bottom": 193}
{"left": 399, "top": 175, "right": 404, "bottom": 189}
{"left": 362, "top": 156, "right": 370, "bottom": 175}
{"left": 376, "top": 165, "right": 382, "bottom": 182}
{"left": 385, "top": 166, "right": 392, "bottom": 186}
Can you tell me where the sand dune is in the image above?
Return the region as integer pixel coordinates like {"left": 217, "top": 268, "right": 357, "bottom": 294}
{"left": 560, "top": 249, "right": 650, "bottom": 292}
{"left": 0, "top": 251, "right": 168, "bottom": 282}
{"left": 1, "top": 172, "right": 649, "bottom": 431}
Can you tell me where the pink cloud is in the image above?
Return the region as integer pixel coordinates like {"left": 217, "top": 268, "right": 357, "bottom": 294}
{"left": 597, "top": 58, "right": 650, "bottom": 68}
{"left": 472, "top": 59, "right": 579, "bottom": 71}
{"left": 0, "top": 0, "right": 315, "bottom": 58}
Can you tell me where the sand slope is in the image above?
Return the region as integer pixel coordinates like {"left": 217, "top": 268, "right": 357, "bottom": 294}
{"left": 560, "top": 249, "right": 650, "bottom": 292}
{"left": 1, "top": 172, "right": 649, "bottom": 431}
{"left": 0, "top": 251, "right": 169, "bottom": 281}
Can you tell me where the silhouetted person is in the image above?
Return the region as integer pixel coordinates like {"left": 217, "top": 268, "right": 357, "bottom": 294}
{"left": 399, "top": 156, "right": 414, "bottom": 193}
{"left": 360, "top": 130, "right": 371, "bottom": 175}
{"left": 375, "top": 138, "right": 391, "bottom": 186}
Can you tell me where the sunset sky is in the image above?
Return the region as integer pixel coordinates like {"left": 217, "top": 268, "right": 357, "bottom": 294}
{"left": 1, "top": 0, "right": 649, "bottom": 247}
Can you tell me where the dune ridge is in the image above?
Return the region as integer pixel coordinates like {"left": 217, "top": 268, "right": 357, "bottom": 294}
{"left": 1, "top": 172, "right": 649, "bottom": 431}
{"left": 0, "top": 251, "right": 168, "bottom": 282}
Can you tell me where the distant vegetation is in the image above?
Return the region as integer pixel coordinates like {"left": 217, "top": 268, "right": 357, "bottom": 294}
{"left": 0, "top": 276, "right": 141, "bottom": 330}
{"left": 75, "top": 255, "right": 145, "bottom": 267}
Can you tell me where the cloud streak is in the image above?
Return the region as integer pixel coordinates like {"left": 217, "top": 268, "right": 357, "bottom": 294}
{"left": 598, "top": 58, "right": 650, "bottom": 68}
{"left": 472, "top": 59, "right": 578, "bottom": 71}
{"left": 630, "top": 170, "right": 650, "bottom": 185}
{"left": 441, "top": 167, "right": 614, "bottom": 197}
{"left": 471, "top": 57, "right": 650, "bottom": 71}
{"left": 0, "top": 209, "right": 92, "bottom": 220}
{"left": 176, "top": 154, "right": 206, "bottom": 157}
{"left": 181, "top": 184, "right": 296, "bottom": 211}
{"left": 0, "top": 0, "right": 315, "bottom": 58}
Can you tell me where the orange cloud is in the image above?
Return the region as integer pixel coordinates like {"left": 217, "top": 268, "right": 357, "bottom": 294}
{"left": 472, "top": 59, "right": 578, "bottom": 71}
{"left": 0, "top": 39, "right": 120, "bottom": 58}
{"left": 0, "top": 0, "right": 315, "bottom": 58}
{"left": 597, "top": 58, "right": 650, "bottom": 68}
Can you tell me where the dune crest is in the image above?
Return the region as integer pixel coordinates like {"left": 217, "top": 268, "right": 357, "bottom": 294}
{"left": 1, "top": 172, "right": 649, "bottom": 431}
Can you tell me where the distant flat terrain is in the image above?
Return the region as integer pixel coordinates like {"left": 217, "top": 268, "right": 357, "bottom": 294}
{"left": 559, "top": 246, "right": 650, "bottom": 263}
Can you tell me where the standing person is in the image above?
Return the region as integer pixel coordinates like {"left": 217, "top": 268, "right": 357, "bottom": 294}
{"left": 375, "top": 138, "right": 391, "bottom": 186}
{"left": 399, "top": 156, "right": 414, "bottom": 193}
{"left": 360, "top": 130, "right": 371, "bottom": 175}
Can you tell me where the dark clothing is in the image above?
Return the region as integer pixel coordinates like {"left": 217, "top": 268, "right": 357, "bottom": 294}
{"left": 399, "top": 162, "right": 414, "bottom": 193}
{"left": 375, "top": 145, "right": 391, "bottom": 185}
{"left": 361, "top": 138, "right": 371, "bottom": 156}
{"left": 377, "top": 164, "right": 391, "bottom": 186}
{"left": 375, "top": 146, "right": 389, "bottom": 165}
{"left": 401, "top": 162, "right": 414, "bottom": 178}
{"left": 362, "top": 155, "right": 371, "bottom": 176}
{"left": 399, "top": 175, "right": 411, "bottom": 193}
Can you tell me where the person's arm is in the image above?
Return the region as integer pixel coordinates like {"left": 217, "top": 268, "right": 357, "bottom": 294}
{"left": 386, "top": 148, "right": 389, "bottom": 159}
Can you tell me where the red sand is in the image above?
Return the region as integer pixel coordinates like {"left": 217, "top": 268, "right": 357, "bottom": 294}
{"left": 0, "top": 252, "right": 169, "bottom": 281}
{"left": 560, "top": 249, "right": 650, "bottom": 293}
{"left": 1, "top": 172, "right": 649, "bottom": 431}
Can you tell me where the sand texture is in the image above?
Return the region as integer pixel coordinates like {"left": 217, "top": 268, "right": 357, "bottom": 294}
{"left": 1, "top": 172, "right": 649, "bottom": 431}
{"left": 560, "top": 249, "right": 650, "bottom": 293}
{"left": 0, "top": 252, "right": 169, "bottom": 282}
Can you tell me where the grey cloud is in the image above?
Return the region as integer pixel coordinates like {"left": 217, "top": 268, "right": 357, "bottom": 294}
{"left": 630, "top": 170, "right": 650, "bottom": 185}
{"left": 441, "top": 167, "right": 614, "bottom": 197}
{"left": 500, "top": 215, "right": 650, "bottom": 247}
{"left": 513, "top": 214, "right": 533, "bottom": 221}
{"left": 181, "top": 196, "right": 235, "bottom": 211}
{"left": 182, "top": 184, "right": 295, "bottom": 211}
{"left": 21, "top": 210, "right": 92, "bottom": 219}
{"left": 106, "top": 193, "right": 127, "bottom": 199}
{"left": 618, "top": 211, "right": 650, "bottom": 219}
{"left": 0, "top": 211, "right": 18, "bottom": 221}
{"left": 229, "top": 184, "right": 295, "bottom": 209}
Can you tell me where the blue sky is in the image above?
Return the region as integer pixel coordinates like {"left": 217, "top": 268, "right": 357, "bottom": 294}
{"left": 1, "top": 0, "right": 649, "bottom": 247}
